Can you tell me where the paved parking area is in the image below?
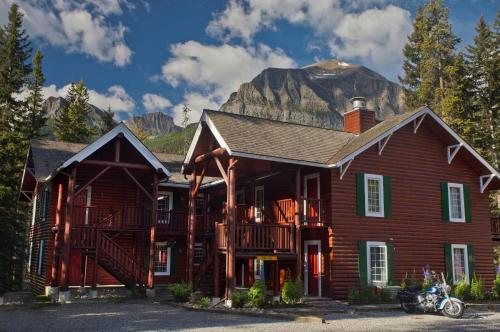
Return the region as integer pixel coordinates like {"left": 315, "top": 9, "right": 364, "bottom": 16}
{"left": 0, "top": 300, "right": 498, "bottom": 332}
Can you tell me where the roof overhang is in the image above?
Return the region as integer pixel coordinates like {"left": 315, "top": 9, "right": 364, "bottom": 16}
{"left": 46, "top": 123, "right": 171, "bottom": 181}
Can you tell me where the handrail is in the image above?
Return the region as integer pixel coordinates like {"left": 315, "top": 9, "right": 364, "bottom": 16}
{"left": 217, "top": 223, "right": 293, "bottom": 252}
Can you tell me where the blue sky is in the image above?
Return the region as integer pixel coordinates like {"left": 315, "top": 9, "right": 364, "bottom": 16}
{"left": 1, "top": 0, "right": 498, "bottom": 124}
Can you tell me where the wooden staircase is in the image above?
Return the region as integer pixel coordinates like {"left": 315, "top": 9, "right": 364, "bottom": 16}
{"left": 93, "top": 231, "right": 148, "bottom": 290}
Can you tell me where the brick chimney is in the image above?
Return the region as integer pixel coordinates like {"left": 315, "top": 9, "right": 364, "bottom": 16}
{"left": 343, "top": 97, "right": 376, "bottom": 134}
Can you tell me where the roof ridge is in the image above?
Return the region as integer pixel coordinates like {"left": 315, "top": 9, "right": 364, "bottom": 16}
{"left": 203, "top": 109, "right": 352, "bottom": 135}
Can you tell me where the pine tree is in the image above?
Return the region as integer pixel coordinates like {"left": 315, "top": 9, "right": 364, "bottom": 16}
{"left": 465, "top": 14, "right": 499, "bottom": 169}
{"left": 23, "top": 50, "right": 45, "bottom": 139}
{"left": 100, "top": 106, "right": 116, "bottom": 134}
{"left": 54, "top": 80, "right": 95, "bottom": 143}
{"left": 399, "top": 0, "right": 460, "bottom": 115}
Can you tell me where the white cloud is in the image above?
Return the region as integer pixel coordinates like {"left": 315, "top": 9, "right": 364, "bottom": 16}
{"left": 42, "top": 83, "right": 135, "bottom": 114}
{"left": 171, "top": 92, "right": 220, "bottom": 126}
{"left": 160, "top": 41, "right": 296, "bottom": 125}
{"left": 142, "top": 93, "right": 172, "bottom": 112}
{"left": 206, "top": 0, "right": 412, "bottom": 71}
{"left": 0, "top": 0, "right": 133, "bottom": 66}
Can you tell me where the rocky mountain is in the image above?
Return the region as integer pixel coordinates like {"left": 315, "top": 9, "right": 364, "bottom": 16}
{"left": 220, "top": 60, "right": 406, "bottom": 129}
{"left": 124, "top": 112, "right": 181, "bottom": 137}
{"left": 42, "top": 96, "right": 180, "bottom": 138}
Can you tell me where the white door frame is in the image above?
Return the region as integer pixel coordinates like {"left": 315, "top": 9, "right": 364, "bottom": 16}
{"left": 304, "top": 240, "right": 322, "bottom": 297}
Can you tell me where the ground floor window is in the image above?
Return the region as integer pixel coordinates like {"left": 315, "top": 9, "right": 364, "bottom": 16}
{"left": 37, "top": 240, "right": 45, "bottom": 275}
{"left": 194, "top": 242, "right": 203, "bottom": 265}
{"left": 254, "top": 259, "right": 265, "bottom": 280}
{"left": 451, "top": 244, "right": 468, "bottom": 284}
{"left": 154, "top": 242, "right": 171, "bottom": 276}
{"left": 367, "top": 241, "right": 388, "bottom": 286}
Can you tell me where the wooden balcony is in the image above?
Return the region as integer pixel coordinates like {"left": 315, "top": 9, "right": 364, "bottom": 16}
{"left": 492, "top": 217, "right": 500, "bottom": 240}
{"left": 216, "top": 223, "right": 294, "bottom": 253}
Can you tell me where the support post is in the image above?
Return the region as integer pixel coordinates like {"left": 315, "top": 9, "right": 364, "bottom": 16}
{"left": 147, "top": 173, "right": 159, "bottom": 295}
{"left": 214, "top": 251, "right": 220, "bottom": 298}
{"left": 50, "top": 183, "right": 63, "bottom": 287}
{"left": 294, "top": 168, "right": 302, "bottom": 278}
{"left": 187, "top": 170, "right": 196, "bottom": 284}
{"left": 225, "top": 157, "right": 237, "bottom": 299}
{"left": 60, "top": 168, "right": 76, "bottom": 294}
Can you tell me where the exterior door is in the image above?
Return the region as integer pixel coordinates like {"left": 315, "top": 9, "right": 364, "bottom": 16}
{"left": 307, "top": 244, "right": 319, "bottom": 296}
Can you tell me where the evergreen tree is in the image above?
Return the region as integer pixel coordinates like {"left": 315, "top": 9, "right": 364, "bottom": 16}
{"left": 399, "top": 0, "right": 460, "bottom": 115}
{"left": 23, "top": 50, "right": 45, "bottom": 139}
{"left": 100, "top": 106, "right": 116, "bottom": 134}
{"left": 128, "top": 121, "right": 148, "bottom": 142}
{"left": 54, "top": 80, "right": 95, "bottom": 143}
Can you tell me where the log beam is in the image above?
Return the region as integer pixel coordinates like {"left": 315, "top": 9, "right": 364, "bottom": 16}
{"left": 50, "top": 183, "right": 63, "bottom": 287}
{"left": 81, "top": 159, "right": 151, "bottom": 170}
{"left": 225, "top": 157, "right": 237, "bottom": 298}
{"left": 122, "top": 167, "right": 153, "bottom": 201}
{"left": 194, "top": 147, "right": 225, "bottom": 164}
{"left": 147, "top": 173, "right": 159, "bottom": 289}
{"left": 60, "top": 168, "right": 76, "bottom": 291}
{"left": 294, "top": 168, "right": 302, "bottom": 278}
{"left": 187, "top": 170, "right": 197, "bottom": 284}
{"left": 214, "top": 157, "right": 229, "bottom": 185}
{"left": 192, "top": 162, "right": 207, "bottom": 198}
{"left": 74, "top": 166, "right": 111, "bottom": 197}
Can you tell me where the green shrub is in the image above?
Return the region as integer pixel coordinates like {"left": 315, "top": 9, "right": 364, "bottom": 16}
{"left": 35, "top": 295, "right": 51, "bottom": 303}
{"left": 360, "top": 285, "right": 378, "bottom": 303}
{"left": 492, "top": 274, "right": 500, "bottom": 300}
{"left": 400, "top": 272, "right": 408, "bottom": 290}
{"left": 281, "top": 277, "right": 303, "bottom": 304}
{"left": 347, "top": 287, "right": 360, "bottom": 304}
{"left": 422, "top": 277, "right": 433, "bottom": 290}
{"left": 470, "top": 274, "right": 485, "bottom": 301}
{"left": 231, "top": 290, "right": 248, "bottom": 308}
{"left": 248, "top": 280, "right": 267, "bottom": 307}
{"left": 453, "top": 276, "right": 470, "bottom": 300}
{"left": 197, "top": 296, "right": 211, "bottom": 308}
{"left": 168, "top": 282, "right": 193, "bottom": 303}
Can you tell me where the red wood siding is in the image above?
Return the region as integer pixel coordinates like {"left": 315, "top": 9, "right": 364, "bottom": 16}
{"left": 328, "top": 121, "right": 494, "bottom": 298}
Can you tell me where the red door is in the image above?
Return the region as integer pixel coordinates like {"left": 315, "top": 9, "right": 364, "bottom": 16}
{"left": 307, "top": 244, "right": 319, "bottom": 296}
{"left": 306, "top": 177, "right": 319, "bottom": 223}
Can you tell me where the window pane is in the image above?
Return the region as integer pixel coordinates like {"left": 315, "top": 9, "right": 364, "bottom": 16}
{"left": 158, "top": 194, "right": 171, "bottom": 211}
{"left": 369, "top": 245, "right": 386, "bottom": 283}
{"left": 453, "top": 247, "right": 465, "bottom": 282}
{"left": 367, "top": 178, "right": 381, "bottom": 213}
{"left": 194, "top": 243, "right": 203, "bottom": 265}
{"left": 154, "top": 243, "right": 169, "bottom": 274}
{"left": 449, "top": 187, "right": 462, "bottom": 219}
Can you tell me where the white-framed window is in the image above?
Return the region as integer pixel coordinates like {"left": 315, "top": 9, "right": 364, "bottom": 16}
{"left": 194, "top": 242, "right": 203, "bottom": 265}
{"left": 254, "top": 186, "right": 264, "bottom": 223}
{"left": 364, "top": 174, "right": 384, "bottom": 217}
{"left": 28, "top": 241, "right": 34, "bottom": 271}
{"left": 37, "top": 240, "right": 45, "bottom": 275}
{"left": 31, "top": 192, "right": 38, "bottom": 226}
{"left": 254, "top": 259, "right": 265, "bottom": 280}
{"left": 448, "top": 183, "right": 465, "bottom": 222}
{"left": 158, "top": 192, "right": 173, "bottom": 224}
{"left": 84, "top": 186, "right": 92, "bottom": 225}
{"left": 154, "top": 242, "right": 171, "bottom": 276}
{"left": 451, "top": 244, "right": 469, "bottom": 284}
{"left": 367, "top": 241, "right": 388, "bottom": 286}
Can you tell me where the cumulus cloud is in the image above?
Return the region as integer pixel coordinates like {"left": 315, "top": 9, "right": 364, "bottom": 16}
{"left": 160, "top": 41, "right": 296, "bottom": 125}
{"left": 206, "top": 0, "right": 412, "bottom": 71}
{"left": 171, "top": 92, "right": 220, "bottom": 126}
{"left": 0, "top": 0, "right": 133, "bottom": 66}
{"left": 142, "top": 93, "right": 172, "bottom": 112}
{"left": 42, "top": 83, "right": 135, "bottom": 114}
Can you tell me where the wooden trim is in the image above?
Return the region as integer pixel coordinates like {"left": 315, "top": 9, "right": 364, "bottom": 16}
{"left": 74, "top": 166, "right": 111, "bottom": 197}
{"left": 81, "top": 159, "right": 152, "bottom": 170}
{"left": 122, "top": 167, "right": 153, "bottom": 201}
{"left": 214, "top": 156, "right": 229, "bottom": 185}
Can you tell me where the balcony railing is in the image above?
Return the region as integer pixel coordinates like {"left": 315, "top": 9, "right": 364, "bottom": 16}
{"left": 216, "top": 223, "right": 293, "bottom": 252}
{"left": 73, "top": 205, "right": 149, "bottom": 229}
{"left": 492, "top": 217, "right": 500, "bottom": 240}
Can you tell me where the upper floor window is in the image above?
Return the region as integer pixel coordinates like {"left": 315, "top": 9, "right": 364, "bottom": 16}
{"left": 448, "top": 183, "right": 465, "bottom": 222}
{"left": 364, "top": 174, "right": 384, "bottom": 217}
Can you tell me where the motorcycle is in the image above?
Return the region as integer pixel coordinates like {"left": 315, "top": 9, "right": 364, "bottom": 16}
{"left": 398, "top": 272, "right": 465, "bottom": 319}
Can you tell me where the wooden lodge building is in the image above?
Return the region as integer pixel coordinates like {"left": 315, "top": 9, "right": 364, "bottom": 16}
{"left": 19, "top": 98, "right": 500, "bottom": 301}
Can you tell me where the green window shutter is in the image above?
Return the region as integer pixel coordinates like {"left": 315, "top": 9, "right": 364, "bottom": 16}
{"left": 387, "top": 242, "right": 395, "bottom": 286}
{"left": 41, "top": 189, "right": 50, "bottom": 221}
{"left": 383, "top": 176, "right": 392, "bottom": 219}
{"left": 441, "top": 182, "right": 450, "bottom": 222}
{"left": 467, "top": 244, "right": 475, "bottom": 281}
{"left": 170, "top": 244, "right": 178, "bottom": 276}
{"left": 464, "top": 184, "right": 472, "bottom": 223}
{"left": 356, "top": 173, "right": 365, "bottom": 217}
{"left": 358, "top": 240, "right": 368, "bottom": 286}
{"left": 444, "top": 244, "right": 453, "bottom": 283}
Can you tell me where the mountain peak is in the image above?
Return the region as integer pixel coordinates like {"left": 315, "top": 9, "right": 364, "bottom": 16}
{"left": 303, "top": 59, "right": 359, "bottom": 70}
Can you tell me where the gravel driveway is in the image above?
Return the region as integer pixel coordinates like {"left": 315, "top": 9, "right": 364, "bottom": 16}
{"left": 0, "top": 300, "right": 498, "bottom": 332}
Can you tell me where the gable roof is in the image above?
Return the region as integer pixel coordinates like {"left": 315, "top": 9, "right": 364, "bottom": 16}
{"left": 184, "top": 108, "right": 499, "bottom": 183}
{"left": 30, "top": 140, "right": 86, "bottom": 181}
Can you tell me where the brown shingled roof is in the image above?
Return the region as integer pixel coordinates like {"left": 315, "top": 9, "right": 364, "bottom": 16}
{"left": 30, "top": 139, "right": 85, "bottom": 180}
{"left": 205, "top": 110, "right": 355, "bottom": 165}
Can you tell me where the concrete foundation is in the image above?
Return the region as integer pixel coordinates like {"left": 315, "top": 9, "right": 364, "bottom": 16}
{"left": 48, "top": 287, "right": 59, "bottom": 303}
{"left": 78, "top": 286, "right": 86, "bottom": 294}
{"left": 272, "top": 296, "right": 281, "bottom": 303}
{"left": 58, "top": 290, "right": 70, "bottom": 303}
{"left": 88, "top": 289, "right": 98, "bottom": 299}
{"left": 224, "top": 299, "right": 233, "bottom": 308}
{"left": 211, "top": 297, "right": 221, "bottom": 306}
{"left": 146, "top": 288, "right": 155, "bottom": 298}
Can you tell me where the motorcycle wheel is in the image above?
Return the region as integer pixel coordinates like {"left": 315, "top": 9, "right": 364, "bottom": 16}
{"left": 400, "top": 301, "right": 415, "bottom": 313}
{"left": 442, "top": 300, "right": 464, "bottom": 319}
